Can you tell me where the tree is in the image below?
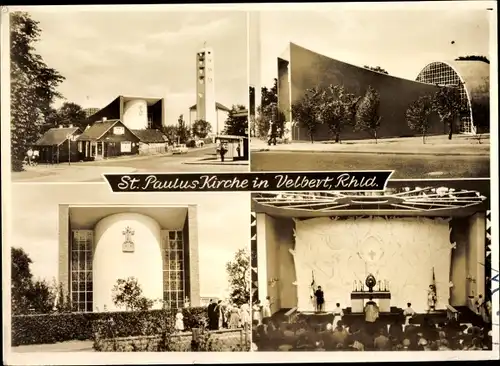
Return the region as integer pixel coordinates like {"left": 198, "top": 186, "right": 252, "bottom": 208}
{"left": 223, "top": 105, "right": 248, "bottom": 137}
{"left": 355, "top": 86, "right": 382, "bottom": 143}
{"left": 317, "top": 84, "right": 359, "bottom": 143}
{"left": 191, "top": 119, "right": 212, "bottom": 139}
{"left": 10, "top": 12, "right": 65, "bottom": 171}
{"left": 256, "top": 102, "right": 286, "bottom": 140}
{"left": 162, "top": 125, "right": 178, "bottom": 145}
{"left": 455, "top": 55, "right": 490, "bottom": 64}
{"left": 226, "top": 248, "right": 250, "bottom": 306}
{"left": 25, "top": 279, "right": 55, "bottom": 314}
{"left": 260, "top": 78, "right": 278, "bottom": 107}
{"left": 176, "top": 114, "right": 190, "bottom": 144}
{"left": 112, "top": 277, "right": 154, "bottom": 311}
{"left": 51, "top": 102, "right": 87, "bottom": 131}
{"left": 432, "top": 85, "right": 467, "bottom": 140}
{"left": 291, "top": 87, "right": 322, "bottom": 143}
{"left": 54, "top": 281, "right": 73, "bottom": 313}
{"left": 406, "top": 95, "right": 434, "bottom": 144}
{"left": 364, "top": 65, "right": 389, "bottom": 75}
{"left": 11, "top": 247, "right": 34, "bottom": 315}
{"left": 256, "top": 79, "right": 281, "bottom": 139}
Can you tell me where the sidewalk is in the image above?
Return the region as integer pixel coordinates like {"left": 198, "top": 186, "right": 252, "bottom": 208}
{"left": 12, "top": 165, "right": 137, "bottom": 183}
{"left": 251, "top": 135, "right": 490, "bottom": 156}
{"left": 11, "top": 340, "right": 94, "bottom": 353}
{"left": 183, "top": 157, "right": 249, "bottom": 166}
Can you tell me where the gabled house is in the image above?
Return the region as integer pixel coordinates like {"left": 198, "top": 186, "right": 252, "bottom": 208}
{"left": 34, "top": 125, "right": 82, "bottom": 164}
{"left": 131, "top": 129, "right": 169, "bottom": 155}
{"left": 77, "top": 119, "right": 140, "bottom": 160}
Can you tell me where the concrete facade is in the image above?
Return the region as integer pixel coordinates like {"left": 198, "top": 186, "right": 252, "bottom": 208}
{"left": 278, "top": 43, "right": 489, "bottom": 142}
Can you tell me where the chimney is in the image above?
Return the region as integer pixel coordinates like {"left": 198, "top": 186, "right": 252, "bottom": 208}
{"left": 102, "top": 117, "right": 107, "bottom": 122}
{"left": 58, "top": 125, "right": 63, "bottom": 129}
{"left": 69, "top": 124, "right": 73, "bottom": 128}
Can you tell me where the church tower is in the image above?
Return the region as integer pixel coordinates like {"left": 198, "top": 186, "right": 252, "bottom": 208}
{"left": 196, "top": 46, "right": 218, "bottom": 135}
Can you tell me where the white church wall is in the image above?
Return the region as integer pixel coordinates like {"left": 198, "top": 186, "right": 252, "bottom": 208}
{"left": 93, "top": 213, "right": 163, "bottom": 311}
{"left": 467, "top": 212, "right": 486, "bottom": 311}
{"left": 256, "top": 214, "right": 297, "bottom": 313}
{"left": 293, "top": 216, "right": 453, "bottom": 313}
{"left": 123, "top": 99, "right": 148, "bottom": 130}
{"left": 278, "top": 220, "right": 297, "bottom": 310}
{"left": 216, "top": 109, "right": 229, "bottom": 135}
{"left": 450, "top": 218, "right": 468, "bottom": 306}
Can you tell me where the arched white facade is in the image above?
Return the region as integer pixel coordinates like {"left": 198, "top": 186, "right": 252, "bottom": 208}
{"left": 123, "top": 99, "right": 148, "bottom": 130}
{"left": 93, "top": 213, "right": 163, "bottom": 311}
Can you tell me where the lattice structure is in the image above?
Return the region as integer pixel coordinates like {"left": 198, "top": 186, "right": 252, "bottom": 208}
{"left": 250, "top": 212, "right": 259, "bottom": 303}
{"left": 162, "top": 230, "right": 185, "bottom": 309}
{"left": 71, "top": 230, "right": 94, "bottom": 312}
{"left": 253, "top": 187, "right": 486, "bottom": 213}
{"left": 416, "top": 62, "right": 474, "bottom": 134}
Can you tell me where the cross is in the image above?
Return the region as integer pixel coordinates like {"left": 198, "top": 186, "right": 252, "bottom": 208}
{"left": 123, "top": 226, "right": 135, "bottom": 243}
{"left": 368, "top": 250, "right": 376, "bottom": 261}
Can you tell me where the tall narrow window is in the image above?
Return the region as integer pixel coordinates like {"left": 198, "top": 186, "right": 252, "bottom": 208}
{"left": 162, "top": 230, "right": 185, "bottom": 309}
{"left": 71, "top": 230, "right": 93, "bottom": 312}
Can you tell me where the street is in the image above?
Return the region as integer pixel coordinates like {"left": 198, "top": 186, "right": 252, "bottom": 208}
{"left": 250, "top": 151, "right": 490, "bottom": 179}
{"left": 12, "top": 146, "right": 249, "bottom": 183}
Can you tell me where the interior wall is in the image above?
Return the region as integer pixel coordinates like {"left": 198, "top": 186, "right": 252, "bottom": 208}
{"left": 467, "top": 212, "right": 486, "bottom": 312}
{"left": 293, "top": 216, "right": 452, "bottom": 313}
{"left": 450, "top": 217, "right": 468, "bottom": 306}
{"left": 256, "top": 214, "right": 297, "bottom": 314}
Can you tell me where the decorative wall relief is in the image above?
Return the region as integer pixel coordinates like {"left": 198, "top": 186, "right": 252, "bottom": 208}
{"left": 122, "top": 226, "right": 135, "bottom": 253}
{"left": 292, "top": 216, "right": 452, "bottom": 313}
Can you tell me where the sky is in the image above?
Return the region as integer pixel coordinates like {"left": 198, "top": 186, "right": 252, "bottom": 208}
{"left": 25, "top": 8, "right": 248, "bottom": 125}
{"left": 10, "top": 184, "right": 249, "bottom": 299}
{"left": 258, "top": 7, "right": 492, "bottom": 91}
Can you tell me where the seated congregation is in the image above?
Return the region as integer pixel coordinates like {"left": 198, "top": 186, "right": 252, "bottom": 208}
{"left": 252, "top": 311, "right": 492, "bottom": 352}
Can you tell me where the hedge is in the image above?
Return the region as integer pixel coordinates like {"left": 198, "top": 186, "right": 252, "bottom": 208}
{"left": 11, "top": 307, "right": 207, "bottom": 346}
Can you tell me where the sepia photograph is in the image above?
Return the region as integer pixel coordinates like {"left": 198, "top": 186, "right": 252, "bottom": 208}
{"left": 250, "top": 179, "right": 494, "bottom": 353}
{"left": 8, "top": 6, "right": 250, "bottom": 183}
{"left": 250, "top": 5, "right": 493, "bottom": 179}
{"left": 7, "top": 185, "right": 251, "bottom": 353}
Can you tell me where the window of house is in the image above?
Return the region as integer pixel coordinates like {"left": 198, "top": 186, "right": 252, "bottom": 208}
{"left": 113, "top": 126, "right": 125, "bottom": 135}
{"left": 121, "top": 141, "right": 132, "bottom": 153}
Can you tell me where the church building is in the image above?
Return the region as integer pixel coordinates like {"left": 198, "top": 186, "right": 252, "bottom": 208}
{"left": 58, "top": 204, "right": 200, "bottom": 312}
{"left": 251, "top": 180, "right": 491, "bottom": 321}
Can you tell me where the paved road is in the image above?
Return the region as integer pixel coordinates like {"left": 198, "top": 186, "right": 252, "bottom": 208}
{"left": 250, "top": 151, "right": 490, "bottom": 179}
{"left": 12, "top": 147, "right": 248, "bottom": 183}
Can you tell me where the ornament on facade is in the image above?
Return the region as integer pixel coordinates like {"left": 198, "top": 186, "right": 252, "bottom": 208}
{"left": 122, "top": 226, "right": 135, "bottom": 253}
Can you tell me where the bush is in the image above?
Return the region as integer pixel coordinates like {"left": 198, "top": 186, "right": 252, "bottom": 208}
{"left": 12, "top": 158, "right": 24, "bottom": 172}
{"left": 12, "top": 307, "right": 207, "bottom": 346}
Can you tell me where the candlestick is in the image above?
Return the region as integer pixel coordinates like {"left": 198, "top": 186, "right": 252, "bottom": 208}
{"left": 353, "top": 280, "right": 356, "bottom": 292}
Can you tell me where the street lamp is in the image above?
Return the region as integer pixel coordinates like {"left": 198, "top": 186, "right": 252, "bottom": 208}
{"left": 66, "top": 133, "right": 72, "bottom": 166}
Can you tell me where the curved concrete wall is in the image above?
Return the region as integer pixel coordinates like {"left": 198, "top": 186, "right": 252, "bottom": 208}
{"left": 93, "top": 213, "right": 163, "bottom": 311}
{"left": 123, "top": 99, "right": 148, "bottom": 130}
{"left": 282, "top": 43, "right": 443, "bottom": 141}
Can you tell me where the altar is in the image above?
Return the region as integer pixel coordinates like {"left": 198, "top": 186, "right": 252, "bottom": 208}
{"left": 350, "top": 291, "right": 391, "bottom": 313}
{"left": 350, "top": 275, "right": 391, "bottom": 313}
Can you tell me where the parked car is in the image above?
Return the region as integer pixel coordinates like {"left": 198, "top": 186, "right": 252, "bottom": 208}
{"left": 172, "top": 144, "right": 188, "bottom": 154}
